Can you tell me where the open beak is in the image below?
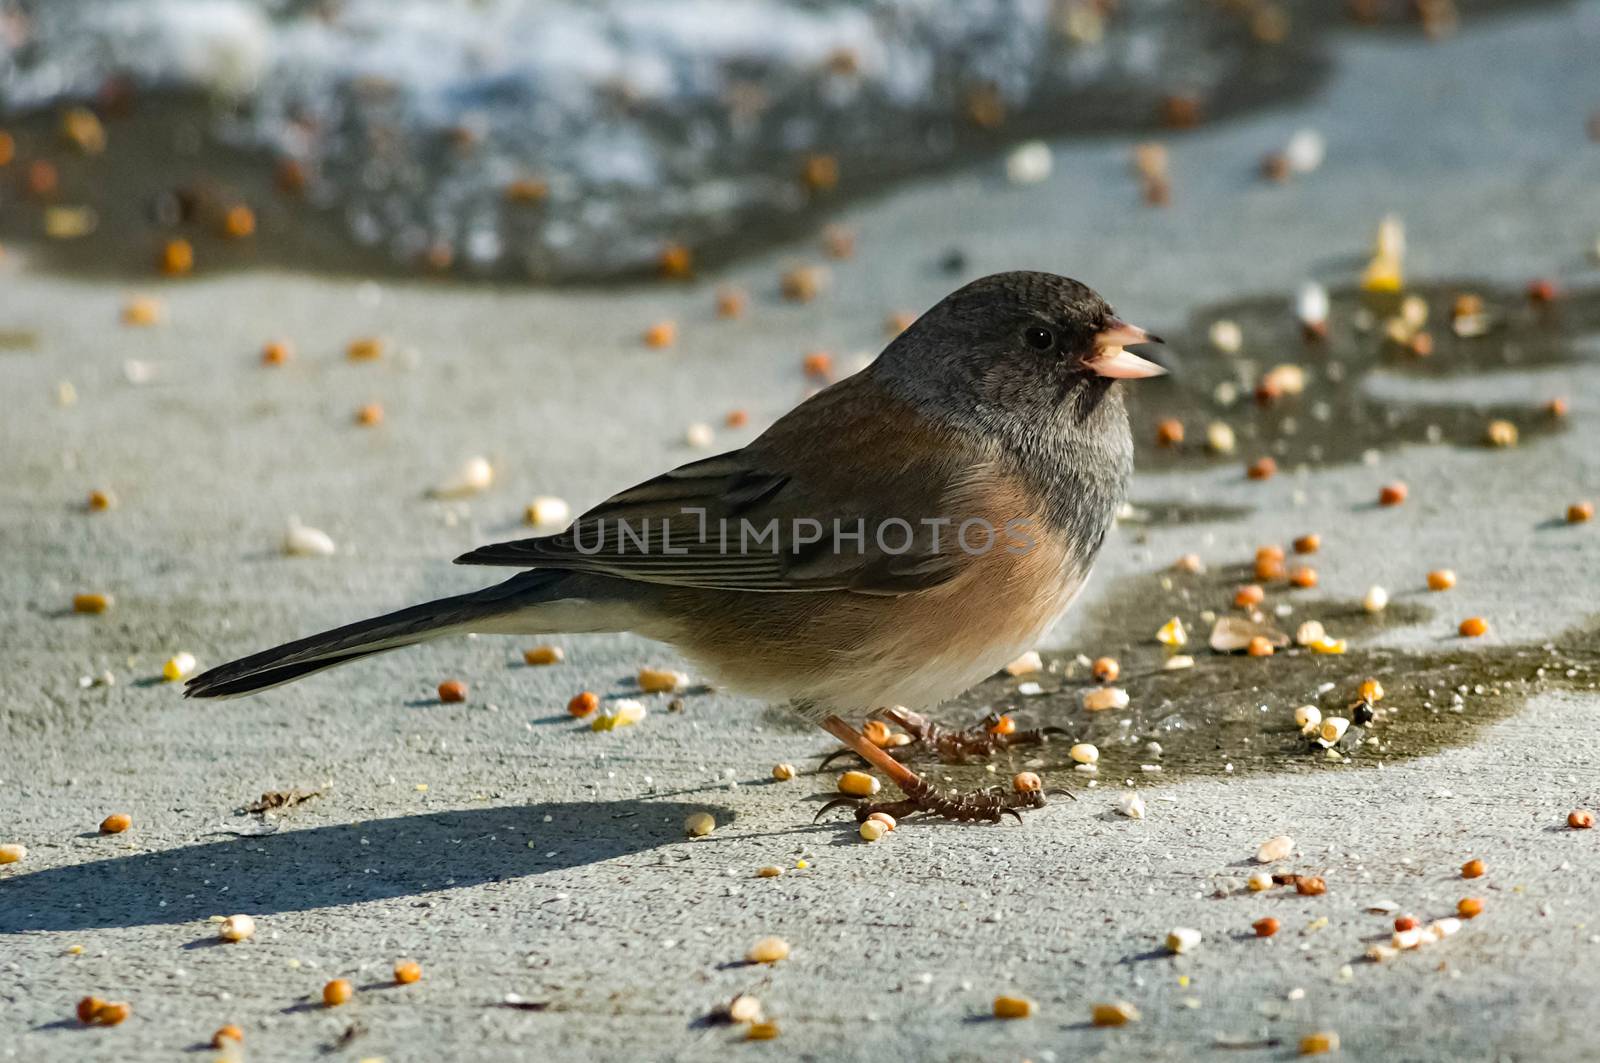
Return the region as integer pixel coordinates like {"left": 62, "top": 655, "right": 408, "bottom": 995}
{"left": 1089, "top": 319, "right": 1167, "bottom": 379}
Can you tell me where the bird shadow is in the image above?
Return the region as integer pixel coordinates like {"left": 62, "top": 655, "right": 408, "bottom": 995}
{"left": 0, "top": 799, "right": 725, "bottom": 935}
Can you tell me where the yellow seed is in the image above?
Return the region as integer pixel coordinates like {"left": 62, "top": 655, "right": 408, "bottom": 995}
{"left": 346, "top": 337, "right": 384, "bottom": 361}
{"left": 867, "top": 811, "right": 897, "bottom": 831}
{"left": 218, "top": 914, "right": 256, "bottom": 942}
{"left": 683, "top": 812, "right": 716, "bottom": 837}
{"left": 1300, "top": 1031, "right": 1340, "bottom": 1055}
{"left": 837, "top": 770, "right": 880, "bottom": 797}
{"left": 1156, "top": 616, "right": 1188, "bottom": 647}
{"left": 163, "top": 652, "right": 197, "bottom": 681}
{"left": 73, "top": 592, "right": 113, "bottom": 614}
{"left": 1360, "top": 679, "right": 1384, "bottom": 703}
{"left": 746, "top": 1021, "right": 781, "bottom": 1040}
{"left": 1070, "top": 743, "right": 1099, "bottom": 765}
{"left": 1309, "top": 636, "right": 1347, "bottom": 655}
{"left": 122, "top": 297, "right": 163, "bottom": 326}
{"left": 771, "top": 763, "right": 797, "bottom": 782}
{"left": 1485, "top": 419, "right": 1518, "bottom": 447}
{"left": 522, "top": 645, "right": 563, "bottom": 666}
{"left": 746, "top": 936, "right": 790, "bottom": 964}
{"left": 0, "top": 844, "right": 26, "bottom": 864}
{"left": 98, "top": 813, "right": 131, "bottom": 834}
{"left": 638, "top": 666, "right": 688, "bottom": 693}
{"left": 993, "top": 995, "right": 1036, "bottom": 1019}
{"left": 859, "top": 819, "right": 888, "bottom": 842}
{"left": 728, "top": 994, "right": 763, "bottom": 1023}
{"left": 394, "top": 960, "right": 422, "bottom": 984}
{"left": 1091, "top": 1001, "right": 1140, "bottom": 1026}
{"left": 757, "top": 866, "right": 784, "bottom": 878}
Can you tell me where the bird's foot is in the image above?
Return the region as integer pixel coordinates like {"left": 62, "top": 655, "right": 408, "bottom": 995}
{"left": 814, "top": 774, "right": 1059, "bottom": 826}
{"left": 818, "top": 708, "right": 1065, "bottom": 769}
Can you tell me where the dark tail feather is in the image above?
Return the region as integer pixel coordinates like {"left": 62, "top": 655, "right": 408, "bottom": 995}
{"left": 184, "top": 570, "right": 562, "bottom": 700}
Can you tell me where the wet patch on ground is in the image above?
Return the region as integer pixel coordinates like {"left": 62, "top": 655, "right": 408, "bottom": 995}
{"left": 1128, "top": 281, "right": 1600, "bottom": 472}
{"left": 903, "top": 564, "right": 1600, "bottom": 793}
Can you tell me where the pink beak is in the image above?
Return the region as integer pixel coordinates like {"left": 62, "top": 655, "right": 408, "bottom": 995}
{"left": 1089, "top": 319, "right": 1166, "bottom": 379}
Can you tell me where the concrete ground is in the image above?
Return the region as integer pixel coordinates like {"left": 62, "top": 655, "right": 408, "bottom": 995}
{"left": 4, "top": 4, "right": 1600, "bottom": 1060}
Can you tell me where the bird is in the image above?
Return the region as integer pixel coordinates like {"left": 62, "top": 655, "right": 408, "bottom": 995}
{"left": 185, "top": 271, "right": 1166, "bottom": 824}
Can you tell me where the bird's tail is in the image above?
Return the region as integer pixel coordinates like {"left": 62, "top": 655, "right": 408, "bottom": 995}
{"left": 184, "top": 570, "right": 574, "bottom": 699}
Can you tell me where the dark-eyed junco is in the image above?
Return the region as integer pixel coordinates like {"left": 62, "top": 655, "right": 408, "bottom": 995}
{"left": 187, "top": 271, "right": 1165, "bottom": 823}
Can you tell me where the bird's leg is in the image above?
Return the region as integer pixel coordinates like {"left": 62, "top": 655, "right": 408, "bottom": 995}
{"left": 880, "top": 707, "right": 1068, "bottom": 763}
{"left": 815, "top": 715, "right": 1057, "bottom": 825}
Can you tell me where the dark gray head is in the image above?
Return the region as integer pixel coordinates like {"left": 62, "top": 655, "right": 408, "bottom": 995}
{"left": 874, "top": 271, "right": 1164, "bottom": 431}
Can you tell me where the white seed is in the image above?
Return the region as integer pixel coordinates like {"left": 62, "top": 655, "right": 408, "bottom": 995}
{"left": 218, "top": 914, "right": 256, "bottom": 943}
{"left": 728, "top": 994, "right": 763, "bottom": 1023}
{"left": 1117, "top": 792, "right": 1146, "bottom": 819}
{"left": 1248, "top": 870, "right": 1275, "bottom": 892}
{"left": 1069, "top": 743, "right": 1099, "bottom": 765}
{"left": 685, "top": 422, "right": 715, "bottom": 449}
{"left": 283, "top": 520, "right": 336, "bottom": 557}
{"left": 1206, "top": 421, "right": 1236, "bottom": 454}
{"left": 1294, "top": 705, "right": 1323, "bottom": 735}
{"left": 525, "top": 495, "right": 572, "bottom": 531}
{"left": 1165, "top": 927, "right": 1202, "bottom": 954}
{"left": 1363, "top": 585, "right": 1389, "bottom": 613}
{"left": 1004, "top": 650, "right": 1043, "bottom": 676}
{"left": 1082, "top": 687, "right": 1129, "bottom": 713}
{"left": 1208, "top": 319, "right": 1243, "bottom": 353}
{"left": 431, "top": 455, "right": 494, "bottom": 498}
{"left": 684, "top": 812, "right": 716, "bottom": 837}
{"left": 638, "top": 667, "right": 689, "bottom": 694}
{"left": 592, "top": 698, "right": 647, "bottom": 731}
{"left": 1296, "top": 282, "right": 1329, "bottom": 327}
{"left": 1366, "top": 943, "right": 1399, "bottom": 963}
{"left": 1294, "top": 620, "right": 1326, "bottom": 647}
{"left": 1432, "top": 917, "right": 1462, "bottom": 937}
{"left": 1392, "top": 927, "right": 1423, "bottom": 950}
{"left": 1255, "top": 834, "right": 1294, "bottom": 863}
{"left": 1319, "top": 717, "right": 1350, "bottom": 745}
{"left": 1400, "top": 294, "right": 1429, "bottom": 330}
{"left": 859, "top": 819, "right": 888, "bottom": 842}
{"left": 1284, "top": 128, "right": 1325, "bottom": 174}
{"left": 1005, "top": 140, "right": 1053, "bottom": 185}
{"left": 0, "top": 844, "right": 26, "bottom": 864}
{"left": 1163, "top": 655, "right": 1195, "bottom": 670}
{"left": 1376, "top": 213, "right": 1406, "bottom": 261}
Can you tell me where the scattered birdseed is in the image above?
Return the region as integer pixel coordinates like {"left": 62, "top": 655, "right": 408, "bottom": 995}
{"left": 161, "top": 239, "right": 194, "bottom": 275}
{"left": 219, "top": 914, "right": 256, "bottom": 943}
{"left": 567, "top": 691, "right": 599, "bottom": 718}
{"left": 1457, "top": 897, "right": 1484, "bottom": 918}
{"left": 684, "top": 812, "right": 716, "bottom": 837}
{"left": 1296, "top": 282, "right": 1330, "bottom": 331}
{"left": 1247, "top": 636, "right": 1275, "bottom": 657}
{"left": 98, "top": 813, "right": 131, "bottom": 834}
{"left": 867, "top": 812, "right": 897, "bottom": 831}
{"left": 1156, "top": 617, "right": 1188, "bottom": 647}
{"left": 1567, "top": 502, "right": 1594, "bottom": 524}
{"left": 1359, "top": 678, "right": 1385, "bottom": 703}
{"left": 638, "top": 667, "right": 689, "bottom": 694}
{"left": 1296, "top": 877, "right": 1327, "bottom": 896}
{"left": 1247, "top": 457, "right": 1277, "bottom": 481}
{"left": 1289, "top": 566, "right": 1318, "bottom": 589}
{"left": 284, "top": 521, "right": 337, "bottom": 557}
{"left": 859, "top": 819, "right": 888, "bottom": 842}
{"left": 163, "top": 652, "right": 197, "bottom": 681}
{"left": 781, "top": 265, "right": 829, "bottom": 302}
{"left": 222, "top": 204, "right": 256, "bottom": 239}
{"left": 1295, "top": 621, "right": 1326, "bottom": 646}
{"left": 746, "top": 936, "right": 790, "bottom": 964}
{"left": 1083, "top": 687, "right": 1130, "bottom": 713}
{"left": 394, "top": 960, "right": 422, "bottom": 985}
{"left": 1362, "top": 586, "right": 1389, "bottom": 613}
{"left": 1091, "top": 1001, "right": 1140, "bottom": 1027}
{"left": 1256, "top": 835, "right": 1294, "bottom": 863}
{"left": 1461, "top": 859, "right": 1485, "bottom": 879}
{"left": 523, "top": 646, "right": 563, "bottom": 666}
{"left": 685, "top": 422, "right": 714, "bottom": 448}
{"left": 438, "top": 680, "right": 467, "bottom": 703}
{"left": 1174, "top": 553, "right": 1205, "bottom": 574}
{"left": 1253, "top": 917, "right": 1281, "bottom": 938}
{"left": 591, "top": 699, "right": 646, "bottom": 730}
{"left": 1379, "top": 482, "right": 1408, "bottom": 506}
{"left": 1458, "top": 617, "right": 1488, "bottom": 638}
{"left": 863, "top": 720, "right": 894, "bottom": 746}
{"left": 1394, "top": 915, "right": 1418, "bottom": 932}
{"left": 122, "top": 297, "right": 163, "bottom": 326}
{"left": 838, "top": 771, "right": 881, "bottom": 797}
{"left": 1248, "top": 871, "right": 1274, "bottom": 892}
{"left": 431, "top": 456, "right": 494, "bottom": 498}
{"left": 0, "top": 843, "right": 28, "bottom": 863}
{"left": 771, "top": 763, "right": 797, "bottom": 782}
{"left": 355, "top": 403, "right": 384, "bottom": 426}
{"left": 1236, "top": 584, "right": 1265, "bottom": 608}
{"left": 346, "top": 337, "right": 384, "bottom": 361}
{"left": 714, "top": 287, "right": 746, "bottom": 319}
{"left": 643, "top": 321, "right": 677, "bottom": 348}
{"left": 1012, "top": 772, "right": 1042, "bottom": 793}
{"left": 658, "top": 244, "right": 693, "bottom": 278}
{"left": 1155, "top": 419, "right": 1185, "bottom": 447}
{"left": 1005, "top": 141, "right": 1053, "bottom": 185}
{"left": 746, "top": 1021, "right": 781, "bottom": 1040}
{"left": 1206, "top": 421, "right": 1237, "bottom": 454}
{"left": 1091, "top": 657, "right": 1120, "bottom": 682}
{"left": 1117, "top": 792, "right": 1146, "bottom": 819}
{"left": 1300, "top": 1031, "right": 1340, "bottom": 1055}
{"left": 1295, "top": 705, "right": 1322, "bottom": 735}
{"left": 1485, "top": 419, "right": 1519, "bottom": 447}
{"left": 1070, "top": 743, "right": 1100, "bottom": 765}
{"left": 212, "top": 1025, "right": 244, "bottom": 1048}
{"left": 726, "top": 994, "right": 764, "bottom": 1024}
{"left": 757, "top": 866, "right": 784, "bottom": 878}
{"left": 76, "top": 997, "right": 104, "bottom": 1024}
{"left": 1165, "top": 655, "right": 1195, "bottom": 670}
{"left": 1568, "top": 810, "right": 1594, "bottom": 829}
{"left": 1308, "top": 637, "right": 1347, "bottom": 655}
{"left": 821, "top": 225, "right": 856, "bottom": 259}
{"left": 1319, "top": 718, "right": 1350, "bottom": 745}
{"left": 1005, "top": 651, "right": 1043, "bottom": 676}
{"left": 1165, "top": 927, "right": 1202, "bottom": 954}
{"left": 1208, "top": 319, "right": 1243, "bottom": 353}
{"left": 1285, "top": 129, "right": 1325, "bottom": 173}
{"left": 87, "top": 489, "right": 117, "bottom": 512}
{"left": 993, "top": 995, "right": 1036, "bottom": 1019}
{"left": 73, "top": 592, "right": 113, "bottom": 614}
{"left": 261, "top": 340, "right": 293, "bottom": 365}
{"left": 524, "top": 496, "right": 572, "bottom": 531}
{"left": 323, "top": 979, "right": 353, "bottom": 1007}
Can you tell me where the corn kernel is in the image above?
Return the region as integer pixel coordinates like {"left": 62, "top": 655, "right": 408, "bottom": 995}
{"left": 745, "top": 936, "right": 790, "bottom": 964}
{"left": 771, "top": 763, "right": 797, "bottom": 782}
{"left": 73, "top": 592, "right": 113, "bottom": 614}
{"left": 684, "top": 812, "right": 716, "bottom": 837}
{"left": 322, "top": 979, "right": 353, "bottom": 1007}
{"left": 523, "top": 645, "right": 563, "bottom": 666}
{"left": 219, "top": 914, "right": 255, "bottom": 942}
{"left": 1091, "top": 1001, "right": 1139, "bottom": 1026}
{"left": 837, "top": 771, "right": 880, "bottom": 797}
{"left": 859, "top": 819, "right": 888, "bottom": 842}
{"left": 98, "top": 813, "right": 131, "bottom": 834}
{"left": 394, "top": 960, "right": 422, "bottom": 984}
{"left": 993, "top": 995, "right": 1035, "bottom": 1019}
{"left": 163, "top": 652, "right": 197, "bottom": 681}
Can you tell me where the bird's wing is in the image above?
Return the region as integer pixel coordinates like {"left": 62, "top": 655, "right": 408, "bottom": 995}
{"left": 455, "top": 373, "right": 1027, "bottom": 595}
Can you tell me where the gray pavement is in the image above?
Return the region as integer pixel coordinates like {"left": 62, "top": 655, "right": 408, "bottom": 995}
{"left": 4, "top": 4, "right": 1600, "bottom": 1060}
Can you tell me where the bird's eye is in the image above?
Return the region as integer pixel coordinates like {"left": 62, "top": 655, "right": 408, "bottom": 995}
{"left": 1024, "top": 326, "right": 1055, "bottom": 351}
